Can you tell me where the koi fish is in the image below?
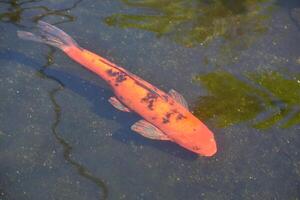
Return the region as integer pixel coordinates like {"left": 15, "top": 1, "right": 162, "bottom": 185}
{"left": 18, "top": 21, "right": 217, "bottom": 156}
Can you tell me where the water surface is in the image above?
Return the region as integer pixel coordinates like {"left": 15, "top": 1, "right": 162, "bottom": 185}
{"left": 0, "top": 0, "right": 299, "bottom": 199}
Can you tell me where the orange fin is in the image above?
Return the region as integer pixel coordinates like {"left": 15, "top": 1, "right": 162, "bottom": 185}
{"left": 168, "top": 89, "right": 189, "bottom": 109}
{"left": 17, "top": 21, "right": 78, "bottom": 51}
{"left": 131, "top": 120, "right": 170, "bottom": 140}
{"left": 108, "top": 97, "right": 131, "bottom": 112}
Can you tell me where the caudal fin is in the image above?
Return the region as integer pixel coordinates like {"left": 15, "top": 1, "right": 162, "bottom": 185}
{"left": 17, "top": 21, "right": 78, "bottom": 51}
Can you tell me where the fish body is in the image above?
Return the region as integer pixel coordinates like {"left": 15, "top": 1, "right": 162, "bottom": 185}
{"left": 18, "top": 21, "right": 217, "bottom": 156}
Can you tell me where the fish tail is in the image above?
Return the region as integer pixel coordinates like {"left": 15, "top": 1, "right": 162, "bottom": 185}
{"left": 17, "top": 21, "right": 78, "bottom": 51}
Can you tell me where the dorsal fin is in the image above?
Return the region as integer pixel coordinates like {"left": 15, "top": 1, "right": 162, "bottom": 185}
{"left": 168, "top": 89, "right": 189, "bottom": 109}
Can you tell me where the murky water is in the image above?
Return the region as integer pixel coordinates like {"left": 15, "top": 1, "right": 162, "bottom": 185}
{"left": 0, "top": 0, "right": 299, "bottom": 199}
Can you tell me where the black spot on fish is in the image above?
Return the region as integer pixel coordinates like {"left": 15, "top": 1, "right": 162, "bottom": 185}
{"left": 166, "top": 112, "right": 172, "bottom": 118}
{"left": 162, "top": 118, "right": 170, "bottom": 124}
{"left": 147, "top": 101, "right": 155, "bottom": 110}
{"left": 106, "top": 69, "right": 119, "bottom": 77}
{"left": 176, "top": 113, "right": 187, "bottom": 121}
{"left": 107, "top": 69, "right": 127, "bottom": 84}
{"left": 116, "top": 73, "right": 127, "bottom": 83}
{"left": 141, "top": 92, "right": 158, "bottom": 110}
{"left": 192, "top": 146, "right": 201, "bottom": 151}
{"left": 162, "top": 112, "right": 175, "bottom": 124}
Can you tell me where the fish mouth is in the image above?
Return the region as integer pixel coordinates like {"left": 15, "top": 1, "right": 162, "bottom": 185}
{"left": 201, "top": 146, "right": 217, "bottom": 157}
{"left": 199, "top": 140, "right": 217, "bottom": 157}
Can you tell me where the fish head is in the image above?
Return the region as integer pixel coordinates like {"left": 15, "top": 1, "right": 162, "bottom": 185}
{"left": 175, "top": 123, "right": 217, "bottom": 157}
{"left": 191, "top": 129, "right": 217, "bottom": 157}
{"left": 194, "top": 134, "right": 217, "bottom": 157}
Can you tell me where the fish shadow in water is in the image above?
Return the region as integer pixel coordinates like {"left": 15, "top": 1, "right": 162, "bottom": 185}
{"left": 0, "top": 50, "right": 198, "bottom": 160}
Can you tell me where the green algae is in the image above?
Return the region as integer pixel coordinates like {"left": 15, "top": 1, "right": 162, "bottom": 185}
{"left": 248, "top": 71, "right": 300, "bottom": 128}
{"left": 194, "top": 71, "right": 265, "bottom": 127}
{"left": 193, "top": 71, "right": 300, "bottom": 129}
{"left": 104, "top": 0, "right": 273, "bottom": 47}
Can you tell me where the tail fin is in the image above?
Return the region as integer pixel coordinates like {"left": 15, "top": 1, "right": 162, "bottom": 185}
{"left": 17, "top": 21, "right": 78, "bottom": 51}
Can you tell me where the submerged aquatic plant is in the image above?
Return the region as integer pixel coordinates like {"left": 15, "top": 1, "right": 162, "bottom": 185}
{"left": 248, "top": 71, "right": 300, "bottom": 128}
{"left": 105, "top": 0, "right": 273, "bottom": 47}
{"left": 194, "top": 71, "right": 300, "bottom": 129}
{"left": 193, "top": 71, "right": 266, "bottom": 127}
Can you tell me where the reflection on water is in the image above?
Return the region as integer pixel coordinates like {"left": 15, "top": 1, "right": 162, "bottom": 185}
{"left": 0, "top": 0, "right": 82, "bottom": 25}
{"left": 37, "top": 22, "right": 109, "bottom": 200}
{"left": 105, "top": 0, "right": 273, "bottom": 48}
{"left": 194, "top": 71, "right": 300, "bottom": 129}
{"left": 0, "top": 187, "right": 9, "bottom": 200}
{"left": 1, "top": 1, "right": 109, "bottom": 199}
{"left": 1, "top": 0, "right": 299, "bottom": 199}
{"left": 40, "top": 48, "right": 108, "bottom": 199}
{"left": 49, "top": 87, "right": 108, "bottom": 199}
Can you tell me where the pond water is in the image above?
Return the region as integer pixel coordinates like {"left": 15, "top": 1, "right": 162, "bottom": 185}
{"left": 0, "top": 0, "right": 299, "bottom": 199}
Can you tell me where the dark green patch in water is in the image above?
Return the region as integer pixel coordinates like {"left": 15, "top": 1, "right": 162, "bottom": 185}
{"left": 105, "top": 0, "right": 273, "bottom": 47}
{"left": 193, "top": 71, "right": 300, "bottom": 129}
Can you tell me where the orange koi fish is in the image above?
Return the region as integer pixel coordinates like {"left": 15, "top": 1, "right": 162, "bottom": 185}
{"left": 18, "top": 21, "right": 217, "bottom": 156}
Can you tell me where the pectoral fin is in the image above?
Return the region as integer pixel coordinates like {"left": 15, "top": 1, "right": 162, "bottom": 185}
{"left": 108, "top": 97, "right": 131, "bottom": 112}
{"left": 168, "top": 89, "right": 189, "bottom": 109}
{"left": 131, "top": 120, "right": 170, "bottom": 141}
